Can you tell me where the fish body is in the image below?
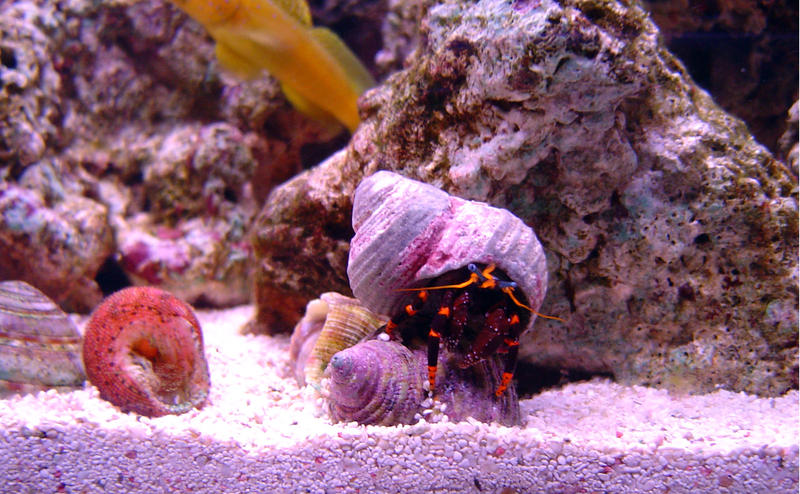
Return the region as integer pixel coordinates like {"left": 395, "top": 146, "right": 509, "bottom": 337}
{"left": 170, "top": 0, "right": 374, "bottom": 132}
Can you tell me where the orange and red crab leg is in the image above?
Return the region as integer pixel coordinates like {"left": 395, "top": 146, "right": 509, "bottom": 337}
{"left": 406, "top": 263, "right": 564, "bottom": 321}
{"left": 425, "top": 291, "right": 456, "bottom": 395}
{"left": 396, "top": 264, "right": 483, "bottom": 294}
{"left": 384, "top": 289, "right": 429, "bottom": 338}
{"left": 494, "top": 313, "right": 524, "bottom": 397}
{"left": 459, "top": 305, "right": 509, "bottom": 369}
{"left": 495, "top": 336, "right": 520, "bottom": 397}
{"left": 499, "top": 285, "right": 565, "bottom": 322}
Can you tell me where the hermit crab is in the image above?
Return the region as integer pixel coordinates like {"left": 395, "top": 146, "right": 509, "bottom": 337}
{"left": 290, "top": 171, "right": 556, "bottom": 426}
{"left": 348, "top": 171, "right": 558, "bottom": 398}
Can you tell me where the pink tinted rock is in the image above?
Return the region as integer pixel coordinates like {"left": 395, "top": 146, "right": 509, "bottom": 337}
{"left": 252, "top": 0, "right": 797, "bottom": 396}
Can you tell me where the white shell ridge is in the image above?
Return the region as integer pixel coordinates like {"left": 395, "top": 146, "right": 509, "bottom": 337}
{"left": 348, "top": 171, "right": 548, "bottom": 334}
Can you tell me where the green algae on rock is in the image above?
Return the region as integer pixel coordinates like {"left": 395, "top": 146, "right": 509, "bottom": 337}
{"left": 251, "top": 0, "right": 798, "bottom": 396}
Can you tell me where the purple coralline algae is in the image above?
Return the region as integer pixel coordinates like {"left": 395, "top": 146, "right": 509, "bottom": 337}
{"left": 252, "top": 0, "right": 798, "bottom": 396}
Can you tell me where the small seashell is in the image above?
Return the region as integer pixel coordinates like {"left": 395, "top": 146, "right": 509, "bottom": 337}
{"left": 0, "top": 281, "right": 85, "bottom": 394}
{"left": 82, "top": 286, "right": 210, "bottom": 417}
{"left": 288, "top": 297, "right": 328, "bottom": 386}
{"left": 348, "top": 171, "right": 548, "bottom": 335}
{"left": 324, "top": 338, "right": 521, "bottom": 426}
{"left": 326, "top": 339, "right": 424, "bottom": 426}
{"left": 290, "top": 292, "right": 388, "bottom": 387}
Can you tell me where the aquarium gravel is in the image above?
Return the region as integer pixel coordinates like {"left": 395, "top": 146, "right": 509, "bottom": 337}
{"left": 0, "top": 305, "right": 796, "bottom": 493}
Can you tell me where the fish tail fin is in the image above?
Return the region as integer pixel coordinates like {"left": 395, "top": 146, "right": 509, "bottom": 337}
{"left": 280, "top": 82, "right": 343, "bottom": 132}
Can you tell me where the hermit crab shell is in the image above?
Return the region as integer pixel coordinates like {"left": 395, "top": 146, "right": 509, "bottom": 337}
{"left": 82, "top": 286, "right": 210, "bottom": 417}
{"left": 348, "top": 171, "right": 548, "bottom": 333}
{"left": 0, "top": 281, "right": 85, "bottom": 393}
{"left": 289, "top": 292, "right": 387, "bottom": 387}
{"left": 326, "top": 339, "right": 424, "bottom": 426}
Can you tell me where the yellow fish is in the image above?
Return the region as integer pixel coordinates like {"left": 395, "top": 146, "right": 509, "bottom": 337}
{"left": 169, "top": 0, "right": 375, "bottom": 132}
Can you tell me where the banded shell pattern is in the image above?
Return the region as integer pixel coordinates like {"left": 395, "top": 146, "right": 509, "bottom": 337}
{"left": 82, "top": 286, "right": 210, "bottom": 417}
{"left": 289, "top": 292, "right": 387, "bottom": 387}
{"left": 324, "top": 338, "right": 521, "bottom": 426}
{"left": 326, "top": 339, "right": 424, "bottom": 426}
{"left": 0, "top": 281, "right": 85, "bottom": 394}
{"left": 348, "top": 171, "right": 548, "bottom": 335}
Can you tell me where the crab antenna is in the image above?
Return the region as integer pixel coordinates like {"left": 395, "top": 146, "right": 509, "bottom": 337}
{"left": 501, "top": 286, "right": 565, "bottom": 322}
{"left": 397, "top": 272, "right": 480, "bottom": 292}
{"left": 398, "top": 263, "right": 488, "bottom": 292}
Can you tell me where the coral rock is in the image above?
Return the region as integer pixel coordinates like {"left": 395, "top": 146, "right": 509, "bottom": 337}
{"left": 0, "top": 183, "right": 113, "bottom": 313}
{"left": 252, "top": 0, "right": 798, "bottom": 396}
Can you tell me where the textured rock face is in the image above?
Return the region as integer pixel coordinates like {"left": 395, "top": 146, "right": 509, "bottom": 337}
{"left": 642, "top": 0, "right": 798, "bottom": 154}
{"left": 779, "top": 102, "right": 798, "bottom": 176}
{"left": 252, "top": 0, "right": 798, "bottom": 395}
{"left": 0, "top": 178, "right": 113, "bottom": 313}
{"left": 1, "top": 0, "right": 361, "bottom": 310}
{"left": 250, "top": 149, "right": 359, "bottom": 332}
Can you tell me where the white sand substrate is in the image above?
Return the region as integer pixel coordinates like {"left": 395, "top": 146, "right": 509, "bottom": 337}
{"left": 0, "top": 305, "right": 796, "bottom": 493}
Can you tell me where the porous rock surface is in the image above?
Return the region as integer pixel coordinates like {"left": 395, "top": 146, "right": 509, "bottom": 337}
{"left": 251, "top": 0, "right": 798, "bottom": 396}
{"left": 778, "top": 101, "right": 798, "bottom": 176}
{"left": 0, "top": 0, "right": 354, "bottom": 310}
{"left": 642, "top": 0, "right": 798, "bottom": 154}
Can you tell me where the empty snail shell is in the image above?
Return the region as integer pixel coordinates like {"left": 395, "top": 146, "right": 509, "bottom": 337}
{"left": 326, "top": 339, "right": 424, "bottom": 426}
{"left": 0, "top": 281, "right": 85, "bottom": 394}
{"left": 289, "top": 292, "right": 387, "bottom": 387}
{"left": 288, "top": 297, "right": 327, "bottom": 386}
{"left": 348, "top": 171, "right": 548, "bottom": 334}
{"left": 82, "top": 286, "right": 210, "bottom": 417}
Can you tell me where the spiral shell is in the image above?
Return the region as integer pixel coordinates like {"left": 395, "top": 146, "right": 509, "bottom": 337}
{"left": 82, "top": 286, "right": 210, "bottom": 417}
{"left": 325, "top": 339, "right": 521, "bottom": 426}
{"left": 326, "top": 339, "right": 424, "bottom": 426}
{"left": 348, "top": 171, "right": 548, "bottom": 334}
{"left": 288, "top": 298, "right": 327, "bottom": 386}
{"left": 289, "top": 292, "right": 387, "bottom": 387}
{"left": 0, "top": 281, "right": 85, "bottom": 394}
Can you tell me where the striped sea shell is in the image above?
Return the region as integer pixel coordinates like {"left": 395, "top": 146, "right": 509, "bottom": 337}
{"left": 347, "top": 171, "right": 548, "bottom": 336}
{"left": 82, "top": 286, "right": 210, "bottom": 417}
{"left": 288, "top": 297, "right": 327, "bottom": 386}
{"left": 0, "top": 281, "right": 85, "bottom": 394}
{"left": 289, "top": 292, "right": 388, "bottom": 387}
{"left": 326, "top": 339, "right": 424, "bottom": 426}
